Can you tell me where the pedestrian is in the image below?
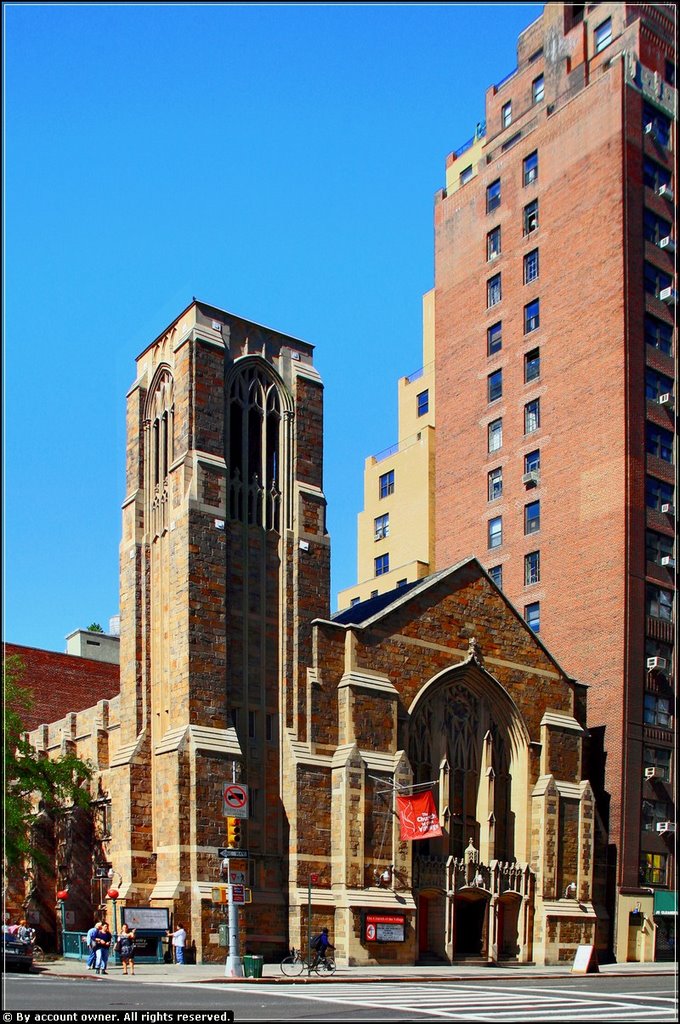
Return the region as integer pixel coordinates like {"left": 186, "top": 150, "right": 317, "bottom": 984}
{"left": 17, "top": 919, "right": 33, "bottom": 943}
{"left": 86, "top": 920, "right": 102, "bottom": 970}
{"left": 167, "top": 923, "right": 187, "bottom": 964}
{"left": 115, "top": 923, "right": 137, "bottom": 976}
{"left": 93, "top": 921, "right": 111, "bottom": 974}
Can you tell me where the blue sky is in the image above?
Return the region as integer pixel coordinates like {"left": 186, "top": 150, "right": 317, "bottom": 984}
{"left": 3, "top": 2, "right": 542, "bottom": 653}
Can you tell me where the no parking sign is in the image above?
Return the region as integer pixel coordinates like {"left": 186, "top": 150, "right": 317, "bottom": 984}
{"left": 222, "top": 782, "right": 249, "bottom": 819}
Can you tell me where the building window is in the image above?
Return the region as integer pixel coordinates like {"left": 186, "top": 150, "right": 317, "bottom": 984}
{"left": 248, "top": 710, "right": 256, "bottom": 739}
{"left": 643, "top": 746, "right": 671, "bottom": 783}
{"left": 487, "top": 179, "right": 501, "bottom": 213}
{"left": 502, "top": 101, "right": 512, "bottom": 128}
{"left": 525, "top": 449, "right": 540, "bottom": 474}
{"left": 644, "top": 694, "right": 673, "bottom": 729}
{"left": 379, "top": 469, "right": 395, "bottom": 499}
{"left": 487, "top": 273, "right": 502, "bottom": 308}
{"left": 644, "top": 262, "right": 673, "bottom": 298}
{"left": 645, "top": 638, "right": 674, "bottom": 670}
{"left": 525, "top": 398, "right": 540, "bottom": 434}
{"left": 524, "top": 601, "right": 540, "bottom": 632}
{"left": 488, "top": 418, "right": 503, "bottom": 452}
{"left": 488, "top": 467, "right": 503, "bottom": 501}
{"left": 646, "top": 423, "right": 674, "bottom": 462}
{"left": 374, "top": 513, "right": 390, "bottom": 540}
{"left": 417, "top": 390, "right": 429, "bottom": 416}
{"left": 487, "top": 226, "right": 501, "bottom": 261}
{"left": 644, "top": 102, "right": 671, "bottom": 147}
{"left": 642, "top": 799, "right": 671, "bottom": 833}
{"left": 487, "top": 321, "right": 502, "bottom": 355}
{"left": 525, "top": 499, "right": 541, "bottom": 534}
{"left": 488, "top": 369, "right": 503, "bottom": 403}
{"left": 643, "top": 157, "right": 672, "bottom": 192}
{"left": 350, "top": 597, "right": 361, "bottom": 607}
{"left": 665, "top": 59, "right": 676, "bottom": 87}
{"left": 645, "top": 368, "right": 674, "bottom": 402}
{"left": 524, "top": 298, "right": 540, "bottom": 333}
{"left": 230, "top": 707, "right": 240, "bottom": 729}
{"left": 488, "top": 516, "right": 503, "bottom": 549}
{"left": 524, "top": 348, "right": 540, "bottom": 382}
{"left": 647, "top": 584, "right": 673, "bottom": 621}
{"left": 375, "top": 553, "right": 390, "bottom": 577}
{"left": 645, "top": 476, "right": 674, "bottom": 511}
{"left": 525, "top": 550, "right": 540, "bottom": 585}
{"left": 460, "top": 164, "right": 473, "bottom": 185}
{"left": 488, "top": 564, "right": 503, "bottom": 588}
{"left": 266, "top": 713, "right": 273, "bottom": 741}
{"left": 532, "top": 75, "right": 545, "bottom": 104}
{"left": 644, "top": 208, "right": 672, "bottom": 245}
{"left": 594, "top": 17, "right": 612, "bottom": 54}
{"left": 645, "top": 314, "right": 673, "bottom": 355}
{"left": 524, "top": 198, "right": 539, "bottom": 235}
{"left": 640, "top": 852, "right": 668, "bottom": 886}
{"left": 523, "top": 150, "right": 538, "bottom": 185}
{"left": 371, "top": 589, "right": 379, "bottom": 597}
{"left": 396, "top": 579, "right": 408, "bottom": 589}
{"left": 646, "top": 529, "right": 674, "bottom": 564}
{"left": 524, "top": 248, "right": 539, "bottom": 284}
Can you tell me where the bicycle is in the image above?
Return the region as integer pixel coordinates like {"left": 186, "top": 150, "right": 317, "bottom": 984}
{"left": 280, "top": 947, "right": 337, "bottom": 977}
{"left": 32, "top": 944, "right": 46, "bottom": 962}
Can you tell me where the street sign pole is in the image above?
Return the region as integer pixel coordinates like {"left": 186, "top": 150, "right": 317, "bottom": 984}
{"left": 224, "top": 763, "right": 243, "bottom": 978}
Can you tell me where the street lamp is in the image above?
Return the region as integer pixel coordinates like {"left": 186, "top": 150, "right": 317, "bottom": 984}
{"left": 107, "top": 869, "right": 123, "bottom": 948}
{"left": 56, "top": 889, "right": 69, "bottom": 954}
{"left": 307, "top": 873, "right": 318, "bottom": 976}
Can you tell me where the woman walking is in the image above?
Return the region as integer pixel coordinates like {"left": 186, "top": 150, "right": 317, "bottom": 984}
{"left": 116, "top": 924, "right": 137, "bottom": 976}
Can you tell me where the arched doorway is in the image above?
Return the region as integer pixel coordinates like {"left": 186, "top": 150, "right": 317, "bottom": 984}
{"left": 454, "top": 890, "right": 489, "bottom": 957}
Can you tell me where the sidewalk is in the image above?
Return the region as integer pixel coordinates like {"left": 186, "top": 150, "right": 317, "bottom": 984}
{"left": 34, "top": 957, "right": 677, "bottom": 986}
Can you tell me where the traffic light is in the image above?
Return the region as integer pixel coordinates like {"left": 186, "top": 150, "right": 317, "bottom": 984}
{"left": 226, "top": 817, "right": 242, "bottom": 848}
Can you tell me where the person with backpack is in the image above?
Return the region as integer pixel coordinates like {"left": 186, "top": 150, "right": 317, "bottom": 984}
{"left": 310, "top": 926, "right": 335, "bottom": 967}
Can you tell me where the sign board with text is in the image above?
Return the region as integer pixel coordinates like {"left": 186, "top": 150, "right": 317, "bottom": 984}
{"left": 218, "top": 848, "right": 249, "bottom": 859}
{"left": 364, "top": 914, "right": 406, "bottom": 942}
{"left": 123, "top": 907, "right": 170, "bottom": 930}
{"left": 222, "top": 783, "right": 249, "bottom": 819}
{"left": 572, "top": 944, "right": 599, "bottom": 974}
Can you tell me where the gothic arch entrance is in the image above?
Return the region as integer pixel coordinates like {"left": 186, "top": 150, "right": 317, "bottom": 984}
{"left": 407, "top": 653, "right": 533, "bottom": 963}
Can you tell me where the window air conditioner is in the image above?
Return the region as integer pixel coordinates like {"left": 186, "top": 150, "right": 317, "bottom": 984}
{"left": 658, "top": 393, "right": 675, "bottom": 408}
{"left": 660, "top": 503, "right": 675, "bottom": 515}
{"left": 656, "top": 821, "right": 676, "bottom": 834}
{"left": 647, "top": 657, "right": 668, "bottom": 670}
{"left": 659, "top": 236, "right": 676, "bottom": 253}
{"left": 644, "top": 122, "right": 657, "bottom": 137}
{"left": 660, "top": 287, "right": 677, "bottom": 305}
{"left": 645, "top": 766, "right": 657, "bottom": 779}
{"left": 658, "top": 184, "right": 674, "bottom": 201}
{"left": 522, "top": 470, "right": 539, "bottom": 487}
{"left": 660, "top": 556, "right": 675, "bottom": 568}
{"left": 374, "top": 531, "right": 384, "bottom": 542}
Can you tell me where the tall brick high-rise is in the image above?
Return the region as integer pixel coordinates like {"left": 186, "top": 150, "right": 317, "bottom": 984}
{"left": 433, "top": 3, "right": 676, "bottom": 959}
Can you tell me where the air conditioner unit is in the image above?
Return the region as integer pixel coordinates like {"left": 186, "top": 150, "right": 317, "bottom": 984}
{"left": 656, "top": 821, "right": 676, "bottom": 834}
{"left": 659, "top": 236, "right": 676, "bottom": 253}
{"left": 522, "top": 470, "right": 539, "bottom": 487}
{"left": 647, "top": 657, "right": 668, "bottom": 670}
{"left": 660, "top": 287, "right": 677, "bottom": 305}
{"left": 658, "top": 393, "right": 675, "bottom": 408}
{"left": 660, "top": 556, "right": 675, "bottom": 568}
{"left": 660, "top": 503, "right": 675, "bottom": 515}
{"left": 658, "top": 184, "right": 674, "bottom": 201}
{"left": 645, "top": 766, "right": 657, "bottom": 779}
{"left": 374, "top": 531, "right": 385, "bottom": 542}
{"left": 644, "top": 123, "right": 657, "bottom": 137}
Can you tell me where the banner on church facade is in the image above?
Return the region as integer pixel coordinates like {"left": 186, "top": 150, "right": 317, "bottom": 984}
{"left": 396, "top": 790, "right": 442, "bottom": 841}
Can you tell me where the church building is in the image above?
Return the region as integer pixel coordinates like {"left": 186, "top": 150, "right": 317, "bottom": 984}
{"left": 25, "top": 300, "right": 605, "bottom": 965}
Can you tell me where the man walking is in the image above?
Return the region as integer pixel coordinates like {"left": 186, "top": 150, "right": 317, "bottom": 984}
{"left": 167, "top": 923, "right": 187, "bottom": 964}
{"left": 85, "top": 920, "right": 101, "bottom": 970}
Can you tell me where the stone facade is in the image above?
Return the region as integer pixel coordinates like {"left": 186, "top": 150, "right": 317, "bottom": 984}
{"left": 24, "top": 299, "right": 603, "bottom": 965}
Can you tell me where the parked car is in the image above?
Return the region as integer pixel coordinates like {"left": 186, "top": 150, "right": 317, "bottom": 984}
{"left": 2, "top": 928, "right": 34, "bottom": 972}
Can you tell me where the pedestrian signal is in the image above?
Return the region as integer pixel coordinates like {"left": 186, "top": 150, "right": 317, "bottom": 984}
{"left": 227, "top": 817, "right": 242, "bottom": 848}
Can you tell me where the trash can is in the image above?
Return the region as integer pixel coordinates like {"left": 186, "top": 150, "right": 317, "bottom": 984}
{"left": 250, "top": 955, "right": 263, "bottom": 979}
{"left": 243, "top": 955, "right": 254, "bottom": 978}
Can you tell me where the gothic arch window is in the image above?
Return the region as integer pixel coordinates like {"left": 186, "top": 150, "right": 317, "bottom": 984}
{"left": 144, "top": 366, "right": 174, "bottom": 536}
{"left": 227, "top": 360, "right": 291, "bottom": 531}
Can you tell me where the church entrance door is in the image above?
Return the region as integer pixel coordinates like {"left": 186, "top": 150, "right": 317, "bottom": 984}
{"left": 454, "top": 891, "right": 488, "bottom": 958}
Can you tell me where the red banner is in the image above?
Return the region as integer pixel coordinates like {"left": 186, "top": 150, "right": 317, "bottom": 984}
{"left": 396, "top": 791, "right": 442, "bottom": 841}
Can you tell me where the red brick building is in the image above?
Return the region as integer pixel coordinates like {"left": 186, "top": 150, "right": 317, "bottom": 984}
{"left": 5, "top": 642, "right": 119, "bottom": 731}
{"left": 434, "top": 2, "right": 675, "bottom": 959}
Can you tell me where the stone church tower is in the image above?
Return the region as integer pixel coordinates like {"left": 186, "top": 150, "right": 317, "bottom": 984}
{"left": 106, "top": 300, "right": 329, "bottom": 959}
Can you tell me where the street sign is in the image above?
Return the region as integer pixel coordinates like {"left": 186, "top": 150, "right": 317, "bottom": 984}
{"left": 222, "top": 783, "right": 249, "bottom": 819}
{"left": 218, "top": 848, "right": 249, "bottom": 859}
{"left": 231, "top": 884, "right": 245, "bottom": 904}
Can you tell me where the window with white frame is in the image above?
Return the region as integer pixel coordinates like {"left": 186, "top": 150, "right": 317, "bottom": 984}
{"left": 523, "top": 150, "right": 538, "bottom": 185}
{"left": 488, "top": 418, "right": 503, "bottom": 452}
{"left": 525, "top": 550, "right": 540, "bottom": 585}
{"left": 487, "top": 226, "right": 501, "bottom": 261}
{"left": 488, "top": 516, "right": 503, "bottom": 549}
{"left": 488, "top": 564, "right": 503, "bottom": 588}
{"left": 487, "top": 321, "right": 502, "bottom": 355}
{"left": 502, "top": 102, "right": 512, "bottom": 128}
{"left": 524, "top": 248, "right": 539, "bottom": 284}
{"left": 487, "top": 179, "right": 501, "bottom": 213}
{"left": 524, "top": 199, "right": 539, "bottom": 235}
{"left": 488, "top": 368, "right": 503, "bottom": 402}
{"left": 524, "top": 298, "right": 540, "bottom": 333}
{"left": 594, "top": 17, "right": 612, "bottom": 54}
{"left": 525, "top": 499, "right": 540, "bottom": 534}
{"left": 525, "top": 398, "right": 540, "bottom": 434}
{"left": 375, "top": 553, "right": 390, "bottom": 577}
{"left": 524, "top": 601, "right": 540, "bottom": 632}
{"left": 532, "top": 75, "right": 544, "bottom": 104}
{"left": 488, "top": 467, "right": 503, "bottom": 501}
{"left": 374, "top": 513, "right": 390, "bottom": 541}
{"left": 487, "top": 273, "right": 502, "bottom": 308}
{"left": 379, "top": 469, "right": 395, "bottom": 498}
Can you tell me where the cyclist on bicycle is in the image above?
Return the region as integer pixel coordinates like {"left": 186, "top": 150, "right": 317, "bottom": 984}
{"left": 311, "top": 926, "right": 335, "bottom": 967}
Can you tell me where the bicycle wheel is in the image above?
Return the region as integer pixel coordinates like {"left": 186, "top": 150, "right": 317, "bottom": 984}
{"left": 280, "top": 953, "right": 304, "bottom": 977}
{"left": 315, "top": 956, "right": 336, "bottom": 976}
{"left": 32, "top": 945, "right": 45, "bottom": 962}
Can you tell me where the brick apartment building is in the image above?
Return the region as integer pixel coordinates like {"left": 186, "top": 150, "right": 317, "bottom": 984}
{"left": 433, "top": 3, "right": 676, "bottom": 959}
